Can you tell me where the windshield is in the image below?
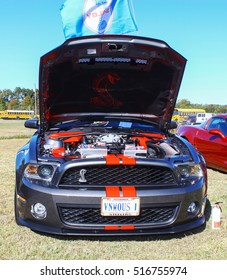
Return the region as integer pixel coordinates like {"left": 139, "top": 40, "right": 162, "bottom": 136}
{"left": 207, "top": 117, "right": 227, "bottom": 136}
{"left": 52, "top": 119, "right": 162, "bottom": 134}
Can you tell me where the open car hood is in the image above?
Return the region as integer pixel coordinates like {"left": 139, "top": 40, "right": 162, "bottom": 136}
{"left": 39, "top": 35, "right": 186, "bottom": 133}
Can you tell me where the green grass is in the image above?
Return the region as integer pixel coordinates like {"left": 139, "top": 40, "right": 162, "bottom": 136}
{"left": 0, "top": 121, "right": 226, "bottom": 260}
{"left": 0, "top": 119, "right": 33, "bottom": 139}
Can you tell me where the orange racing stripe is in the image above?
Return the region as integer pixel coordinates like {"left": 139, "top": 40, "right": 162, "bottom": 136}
{"left": 121, "top": 225, "right": 135, "bottom": 230}
{"left": 105, "top": 154, "right": 120, "bottom": 165}
{"left": 118, "top": 155, "right": 136, "bottom": 165}
{"left": 104, "top": 225, "right": 135, "bottom": 231}
{"left": 104, "top": 183, "right": 137, "bottom": 231}
{"left": 121, "top": 186, "right": 136, "bottom": 197}
{"left": 104, "top": 226, "right": 119, "bottom": 231}
{"left": 105, "top": 186, "right": 120, "bottom": 197}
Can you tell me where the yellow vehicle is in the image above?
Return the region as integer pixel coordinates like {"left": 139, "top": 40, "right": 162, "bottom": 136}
{"left": 0, "top": 110, "right": 34, "bottom": 120}
{"left": 172, "top": 108, "right": 206, "bottom": 123}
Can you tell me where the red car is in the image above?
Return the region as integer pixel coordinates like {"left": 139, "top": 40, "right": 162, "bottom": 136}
{"left": 177, "top": 114, "right": 227, "bottom": 173}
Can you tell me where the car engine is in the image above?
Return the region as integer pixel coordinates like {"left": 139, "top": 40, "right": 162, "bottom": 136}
{"left": 40, "top": 132, "right": 181, "bottom": 160}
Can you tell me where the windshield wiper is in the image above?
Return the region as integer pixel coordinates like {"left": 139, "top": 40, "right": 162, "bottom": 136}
{"left": 51, "top": 120, "right": 96, "bottom": 131}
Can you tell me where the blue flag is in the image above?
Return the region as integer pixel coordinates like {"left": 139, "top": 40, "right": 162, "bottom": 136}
{"left": 60, "top": 0, "right": 138, "bottom": 39}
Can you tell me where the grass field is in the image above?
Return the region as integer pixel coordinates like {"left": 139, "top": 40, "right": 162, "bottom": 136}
{"left": 0, "top": 120, "right": 226, "bottom": 260}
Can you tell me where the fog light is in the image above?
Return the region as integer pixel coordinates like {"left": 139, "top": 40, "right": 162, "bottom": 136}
{"left": 187, "top": 202, "right": 197, "bottom": 214}
{"left": 31, "top": 203, "right": 47, "bottom": 220}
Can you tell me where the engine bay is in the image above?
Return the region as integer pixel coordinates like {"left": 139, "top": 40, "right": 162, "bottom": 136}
{"left": 40, "top": 130, "right": 181, "bottom": 160}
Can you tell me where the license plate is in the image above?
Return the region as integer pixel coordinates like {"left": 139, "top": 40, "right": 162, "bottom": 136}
{"left": 101, "top": 197, "right": 140, "bottom": 216}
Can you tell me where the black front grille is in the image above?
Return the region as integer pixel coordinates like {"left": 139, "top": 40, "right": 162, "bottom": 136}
{"left": 58, "top": 205, "right": 178, "bottom": 226}
{"left": 59, "top": 166, "right": 176, "bottom": 186}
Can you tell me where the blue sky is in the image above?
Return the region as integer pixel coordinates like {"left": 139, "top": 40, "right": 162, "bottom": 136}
{"left": 0, "top": 0, "right": 226, "bottom": 105}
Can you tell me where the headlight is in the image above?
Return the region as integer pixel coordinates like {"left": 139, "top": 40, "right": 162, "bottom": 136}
{"left": 38, "top": 165, "right": 54, "bottom": 179}
{"left": 176, "top": 163, "right": 203, "bottom": 185}
{"left": 24, "top": 164, "right": 57, "bottom": 182}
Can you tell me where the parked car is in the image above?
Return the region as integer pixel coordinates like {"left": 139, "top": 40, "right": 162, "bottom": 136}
{"left": 182, "top": 115, "right": 196, "bottom": 125}
{"left": 177, "top": 114, "right": 227, "bottom": 173}
{"left": 15, "top": 35, "right": 207, "bottom": 236}
{"left": 196, "top": 113, "right": 215, "bottom": 124}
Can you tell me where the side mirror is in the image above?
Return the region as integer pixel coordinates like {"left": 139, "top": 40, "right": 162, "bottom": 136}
{"left": 24, "top": 118, "right": 39, "bottom": 129}
{"left": 209, "top": 129, "right": 226, "bottom": 141}
{"left": 170, "top": 121, "right": 178, "bottom": 130}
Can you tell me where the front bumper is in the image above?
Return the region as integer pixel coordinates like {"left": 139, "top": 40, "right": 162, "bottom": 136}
{"left": 16, "top": 177, "right": 207, "bottom": 236}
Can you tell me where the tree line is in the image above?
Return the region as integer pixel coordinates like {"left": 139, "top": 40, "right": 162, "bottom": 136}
{"left": 0, "top": 87, "right": 39, "bottom": 112}
{"left": 176, "top": 99, "right": 227, "bottom": 113}
{"left": 0, "top": 88, "right": 226, "bottom": 113}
